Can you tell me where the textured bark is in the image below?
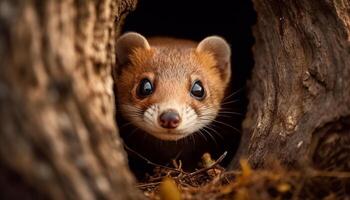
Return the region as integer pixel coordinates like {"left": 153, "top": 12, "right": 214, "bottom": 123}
{"left": 0, "top": 0, "right": 142, "bottom": 199}
{"left": 231, "top": 0, "right": 350, "bottom": 169}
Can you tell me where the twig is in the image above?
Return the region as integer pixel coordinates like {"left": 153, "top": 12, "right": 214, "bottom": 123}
{"left": 184, "top": 151, "right": 228, "bottom": 178}
{"left": 123, "top": 143, "right": 188, "bottom": 174}
{"left": 137, "top": 182, "right": 162, "bottom": 188}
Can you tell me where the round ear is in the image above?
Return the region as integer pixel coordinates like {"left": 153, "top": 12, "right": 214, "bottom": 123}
{"left": 116, "top": 32, "right": 150, "bottom": 66}
{"left": 196, "top": 36, "right": 231, "bottom": 84}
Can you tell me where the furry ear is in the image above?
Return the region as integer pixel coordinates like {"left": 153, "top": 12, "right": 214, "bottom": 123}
{"left": 196, "top": 36, "right": 231, "bottom": 84}
{"left": 116, "top": 32, "right": 150, "bottom": 66}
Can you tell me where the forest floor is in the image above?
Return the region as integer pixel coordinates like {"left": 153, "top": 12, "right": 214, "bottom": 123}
{"left": 136, "top": 152, "right": 350, "bottom": 200}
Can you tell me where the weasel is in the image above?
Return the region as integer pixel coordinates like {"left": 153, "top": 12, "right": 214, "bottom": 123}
{"left": 115, "top": 32, "right": 231, "bottom": 170}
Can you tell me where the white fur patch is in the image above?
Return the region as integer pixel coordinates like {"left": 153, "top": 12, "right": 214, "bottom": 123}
{"left": 120, "top": 102, "right": 218, "bottom": 141}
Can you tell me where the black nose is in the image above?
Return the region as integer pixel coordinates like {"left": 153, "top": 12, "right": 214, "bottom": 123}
{"left": 158, "top": 110, "right": 181, "bottom": 129}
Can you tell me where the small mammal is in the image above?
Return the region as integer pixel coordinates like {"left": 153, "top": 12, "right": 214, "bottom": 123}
{"left": 115, "top": 32, "right": 231, "bottom": 169}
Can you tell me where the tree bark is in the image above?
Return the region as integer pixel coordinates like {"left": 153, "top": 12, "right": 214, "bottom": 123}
{"left": 231, "top": 0, "right": 350, "bottom": 169}
{"left": 0, "top": 0, "right": 142, "bottom": 199}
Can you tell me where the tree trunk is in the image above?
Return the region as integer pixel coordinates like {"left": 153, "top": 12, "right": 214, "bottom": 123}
{"left": 0, "top": 0, "right": 143, "bottom": 199}
{"left": 231, "top": 0, "right": 350, "bottom": 169}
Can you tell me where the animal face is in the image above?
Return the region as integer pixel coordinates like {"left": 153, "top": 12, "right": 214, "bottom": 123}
{"left": 116, "top": 33, "right": 231, "bottom": 141}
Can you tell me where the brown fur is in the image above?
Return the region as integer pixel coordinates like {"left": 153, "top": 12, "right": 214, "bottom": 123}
{"left": 115, "top": 34, "right": 231, "bottom": 170}
{"left": 117, "top": 38, "right": 226, "bottom": 115}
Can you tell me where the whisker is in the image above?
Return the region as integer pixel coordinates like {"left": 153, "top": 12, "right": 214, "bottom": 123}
{"left": 196, "top": 130, "right": 208, "bottom": 142}
{"left": 203, "top": 125, "right": 223, "bottom": 140}
{"left": 119, "top": 121, "right": 134, "bottom": 128}
{"left": 191, "top": 134, "right": 196, "bottom": 147}
{"left": 174, "top": 149, "right": 183, "bottom": 161}
{"left": 211, "top": 119, "right": 241, "bottom": 134}
{"left": 144, "top": 110, "right": 153, "bottom": 115}
{"left": 223, "top": 87, "right": 244, "bottom": 101}
{"left": 218, "top": 111, "right": 243, "bottom": 116}
{"left": 221, "top": 99, "right": 240, "bottom": 106}
{"left": 123, "top": 127, "right": 139, "bottom": 139}
{"left": 216, "top": 114, "right": 235, "bottom": 118}
{"left": 200, "top": 127, "right": 218, "bottom": 146}
{"left": 143, "top": 117, "right": 154, "bottom": 126}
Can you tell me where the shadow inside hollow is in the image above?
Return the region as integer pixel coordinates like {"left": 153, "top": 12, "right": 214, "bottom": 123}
{"left": 118, "top": 0, "right": 256, "bottom": 174}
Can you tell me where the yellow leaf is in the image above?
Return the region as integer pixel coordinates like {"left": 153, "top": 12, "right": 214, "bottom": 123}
{"left": 159, "top": 177, "right": 182, "bottom": 200}
{"left": 201, "top": 152, "right": 215, "bottom": 167}
{"left": 239, "top": 159, "right": 252, "bottom": 178}
{"left": 277, "top": 183, "right": 291, "bottom": 193}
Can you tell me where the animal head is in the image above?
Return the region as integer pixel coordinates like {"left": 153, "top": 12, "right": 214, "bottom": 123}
{"left": 116, "top": 32, "right": 231, "bottom": 141}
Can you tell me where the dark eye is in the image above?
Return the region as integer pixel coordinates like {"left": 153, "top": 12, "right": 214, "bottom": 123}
{"left": 190, "top": 80, "right": 205, "bottom": 100}
{"left": 137, "top": 78, "right": 153, "bottom": 98}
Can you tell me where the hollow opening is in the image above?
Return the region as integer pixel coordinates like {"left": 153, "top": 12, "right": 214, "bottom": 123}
{"left": 118, "top": 0, "right": 256, "bottom": 178}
